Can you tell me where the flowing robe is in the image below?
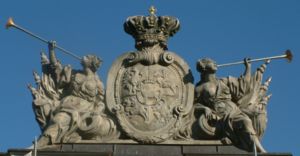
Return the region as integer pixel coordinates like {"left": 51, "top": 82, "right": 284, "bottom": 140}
{"left": 194, "top": 75, "right": 260, "bottom": 150}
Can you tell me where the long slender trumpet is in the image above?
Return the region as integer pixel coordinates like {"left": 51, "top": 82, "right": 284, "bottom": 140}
{"left": 217, "top": 50, "right": 293, "bottom": 67}
{"left": 5, "top": 17, "right": 82, "bottom": 60}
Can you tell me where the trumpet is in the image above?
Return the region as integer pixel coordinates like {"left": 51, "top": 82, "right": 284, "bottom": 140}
{"left": 6, "top": 17, "right": 82, "bottom": 60}
{"left": 217, "top": 50, "right": 293, "bottom": 67}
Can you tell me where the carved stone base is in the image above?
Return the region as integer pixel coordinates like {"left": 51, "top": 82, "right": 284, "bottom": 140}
{"left": 3, "top": 143, "right": 292, "bottom": 156}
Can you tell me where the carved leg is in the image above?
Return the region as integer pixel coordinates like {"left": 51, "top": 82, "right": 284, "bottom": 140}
{"left": 37, "top": 112, "right": 72, "bottom": 147}
{"left": 36, "top": 135, "right": 51, "bottom": 147}
{"left": 242, "top": 117, "right": 266, "bottom": 153}
{"left": 252, "top": 135, "right": 267, "bottom": 153}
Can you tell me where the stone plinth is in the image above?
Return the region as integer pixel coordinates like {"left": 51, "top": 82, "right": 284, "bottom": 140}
{"left": 3, "top": 143, "right": 292, "bottom": 156}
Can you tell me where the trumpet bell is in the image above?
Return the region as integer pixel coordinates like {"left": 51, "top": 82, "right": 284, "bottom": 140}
{"left": 285, "top": 49, "right": 293, "bottom": 63}
{"left": 5, "top": 17, "right": 15, "bottom": 29}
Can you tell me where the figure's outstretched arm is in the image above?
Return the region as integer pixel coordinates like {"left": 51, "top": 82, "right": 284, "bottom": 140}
{"left": 194, "top": 103, "right": 213, "bottom": 120}
{"left": 243, "top": 58, "right": 251, "bottom": 83}
{"left": 47, "top": 41, "right": 71, "bottom": 87}
{"left": 48, "top": 41, "right": 59, "bottom": 66}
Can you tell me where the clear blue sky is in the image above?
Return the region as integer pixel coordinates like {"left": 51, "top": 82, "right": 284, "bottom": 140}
{"left": 0, "top": 0, "right": 299, "bottom": 155}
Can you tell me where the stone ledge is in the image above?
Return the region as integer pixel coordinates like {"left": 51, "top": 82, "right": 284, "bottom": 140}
{"left": 78, "top": 139, "right": 223, "bottom": 145}
{"left": 3, "top": 144, "right": 293, "bottom": 156}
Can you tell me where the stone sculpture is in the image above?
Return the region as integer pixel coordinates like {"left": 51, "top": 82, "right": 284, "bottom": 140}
{"left": 193, "top": 58, "right": 271, "bottom": 152}
{"left": 106, "top": 6, "right": 194, "bottom": 143}
{"left": 29, "top": 42, "right": 119, "bottom": 146}
{"left": 21, "top": 6, "right": 292, "bottom": 153}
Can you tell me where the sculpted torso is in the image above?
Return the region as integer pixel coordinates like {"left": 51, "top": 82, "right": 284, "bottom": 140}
{"left": 195, "top": 80, "right": 236, "bottom": 117}
{"left": 195, "top": 81, "right": 217, "bottom": 106}
{"left": 70, "top": 72, "right": 101, "bottom": 102}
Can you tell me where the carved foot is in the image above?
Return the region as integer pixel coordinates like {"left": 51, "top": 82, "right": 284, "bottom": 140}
{"left": 37, "top": 136, "right": 51, "bottom": 147}
{"left": 221, "top": 137, "right": 232, "bottom": 145}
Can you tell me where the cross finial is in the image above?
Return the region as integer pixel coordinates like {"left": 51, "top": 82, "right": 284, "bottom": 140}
{"left": 149, "top": 6, "right": 157, "bottom": 16}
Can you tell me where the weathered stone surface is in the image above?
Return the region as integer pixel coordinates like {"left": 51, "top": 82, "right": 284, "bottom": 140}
{"left": 183, "top": 145, "right": 218, "bottom": 154}
{"left": 19, "top": 6, "right": 290, "bottom": 154}
{"left": 29, "top": 43, "right": 120, "bottom": 147}
{"left": 114, "top": 145, "right": 182, "bottom": 156}
{"left": 106, "top": 51, "right": 194, "bottom": 143}
{"left": 72, "top": 144, "right": 113, "bottom": 153}
{"left": 193, "top": 58, "right": 271, "bottom": 152}
{"left": 103, "top": 7, "right": 195, "bottom": 144}
{"left": 4, "top": 144, "right": 293, "bottom": 156}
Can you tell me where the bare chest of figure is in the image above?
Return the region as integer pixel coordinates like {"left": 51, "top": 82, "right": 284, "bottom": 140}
{"left": 73, "top": 73, "right": 97, "bottom": 95}
{"left": 199, "top": 81, "right": 217, "bottom": 99}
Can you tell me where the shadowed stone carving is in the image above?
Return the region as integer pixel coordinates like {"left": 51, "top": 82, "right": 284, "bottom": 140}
{"left": 193, "top": 58, "right": 271, "bottom": 152}
{"left": 29, "top": 42, "right": 119, "bottom": 147}
{"left": 106, "top": 9, "right": 194, "bottom": 143}
{"left": 22, "top": 7, "right": 291, "bottom": 154}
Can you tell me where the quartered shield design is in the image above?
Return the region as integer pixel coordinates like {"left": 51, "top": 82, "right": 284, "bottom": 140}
{"left": 106, "top": 52, "right": 194, "bottom": 143}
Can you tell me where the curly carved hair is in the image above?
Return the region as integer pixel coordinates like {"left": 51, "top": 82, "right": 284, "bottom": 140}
{"left": 82, "top": 55, "right": 102, "bottom": 72}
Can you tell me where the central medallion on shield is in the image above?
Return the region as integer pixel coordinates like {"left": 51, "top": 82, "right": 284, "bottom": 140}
{"left": 121, "top": 64, "right": 181, "bottom": 131}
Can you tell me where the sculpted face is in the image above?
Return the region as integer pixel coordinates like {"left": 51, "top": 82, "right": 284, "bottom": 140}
{"left": 197, "top": 58, "right": 218, "bottom": 74}
{"left": 81, "top": 56, "right": 90, "bottom": 68}
{"left": 207, "top": 61, "right": 218, "bottom": 72}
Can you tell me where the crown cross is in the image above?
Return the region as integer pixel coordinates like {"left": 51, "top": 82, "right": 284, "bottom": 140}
{"left": 149, "top": 6, "right": 157, "bottom": 16}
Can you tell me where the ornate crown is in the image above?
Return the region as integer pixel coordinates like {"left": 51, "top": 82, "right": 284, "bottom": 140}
{"left": 124, "top": 6, "right": 180, "bottom": 50}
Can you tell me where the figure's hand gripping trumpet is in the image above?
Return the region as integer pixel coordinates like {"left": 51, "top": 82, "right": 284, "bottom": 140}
{"left": 217, "top": 50, "right": 293, "bottom": 67}
{"left": 5, "top": 17, "right": 82, "bottom": 61}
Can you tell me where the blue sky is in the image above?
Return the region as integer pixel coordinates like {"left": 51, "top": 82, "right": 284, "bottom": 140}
{"left": 0, "top": 0, "right": 299, "bottom": 155}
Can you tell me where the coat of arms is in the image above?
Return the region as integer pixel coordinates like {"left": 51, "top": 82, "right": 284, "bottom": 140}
{"left": 6, "top": 6, "right": 293, "bottom": 153}
{"left": 106, "top": 8, "right": 194, "bottom": 143}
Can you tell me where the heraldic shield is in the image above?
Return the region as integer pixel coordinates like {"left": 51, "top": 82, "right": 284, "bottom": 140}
{"left": 106, "top": 51, "right": 194, "bottom": 143}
